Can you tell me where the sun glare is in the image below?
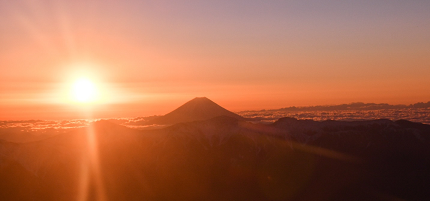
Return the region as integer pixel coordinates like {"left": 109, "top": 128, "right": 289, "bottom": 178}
{"left": 72, "top": 78, "right": 98, "bottom": 103}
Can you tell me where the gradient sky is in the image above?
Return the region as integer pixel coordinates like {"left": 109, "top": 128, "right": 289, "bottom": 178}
{"left": 1, "top": 0, "right": 429, "bottom": 120}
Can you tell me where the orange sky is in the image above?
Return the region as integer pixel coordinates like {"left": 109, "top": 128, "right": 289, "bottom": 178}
{"left": 1, "top": 0, "right": 430, "bottom": 120}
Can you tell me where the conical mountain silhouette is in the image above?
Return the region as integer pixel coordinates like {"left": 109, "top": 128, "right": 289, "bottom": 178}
{"left": 150, "top": 97, "right": 243, "bottom": 125}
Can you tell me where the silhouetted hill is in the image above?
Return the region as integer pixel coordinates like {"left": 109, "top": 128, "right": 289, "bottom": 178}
{"left": 0, "top": 118, "right": 429, "bottom": 200}
{"left": 150, "top": 97, "right": 244, "bottom": 125}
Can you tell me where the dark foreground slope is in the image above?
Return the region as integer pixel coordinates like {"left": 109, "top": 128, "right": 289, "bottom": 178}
{"left": 0, "top": 117, "right": 429, "bottom": 201}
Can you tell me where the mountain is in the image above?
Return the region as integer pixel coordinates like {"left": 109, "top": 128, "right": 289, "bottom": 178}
{"left": 149, "top": 97, "right": 244, "bottom": 125}
{"left": 0, "top": 117, "right": 429, "bottom": 200}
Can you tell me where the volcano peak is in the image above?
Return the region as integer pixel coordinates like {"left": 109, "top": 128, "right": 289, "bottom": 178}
{"left": 150, "top": 97, "right": 243, "bottom": 125}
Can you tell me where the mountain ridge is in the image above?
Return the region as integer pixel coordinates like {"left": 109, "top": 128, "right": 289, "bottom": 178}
{"left": 244, "top": 101, "right": 430, "bottom": 112}
{"left": 1, "top": 117, "right": 430, "bottom": 200}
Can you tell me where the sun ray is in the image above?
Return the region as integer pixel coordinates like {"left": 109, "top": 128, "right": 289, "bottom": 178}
{"left": 77, "top": 110, "right": 107, "bottom": 201}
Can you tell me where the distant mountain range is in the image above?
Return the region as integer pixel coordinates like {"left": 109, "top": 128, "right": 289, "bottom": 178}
{"left": 246, "top": 101, "right": 430, "bottom": 112}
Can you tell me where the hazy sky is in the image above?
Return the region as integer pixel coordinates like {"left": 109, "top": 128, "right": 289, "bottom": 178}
{"left": 1, "top": 0, "right": 429, "bottom": 119}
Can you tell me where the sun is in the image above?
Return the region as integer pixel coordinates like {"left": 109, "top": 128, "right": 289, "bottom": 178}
{"left": 72, "top": 78, "right": 98, "bottom": 103}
